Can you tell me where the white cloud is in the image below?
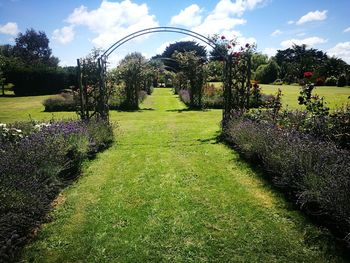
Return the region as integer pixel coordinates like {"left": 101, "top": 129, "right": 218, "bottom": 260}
{"left": 287, "top": 20, "right": 294, "bottom": 25}
{"left": 296, "top": 10, "right": 327, "bottom": 25}
{"left": 170, "top": 4, "right": 202, "bottom": 27}
{"left": 271, "top": 29, "right": 282, "bottom": 37}
{"left": 344, "top": 27, "right": 350, "bottom": 33}
{"left": 280, "top": 37, "right": 327, "bottom": 49}
{"left": 327, "top": 42, "right": 350, "bottom": 64}
{"left": 191, "top": 0, "right": 267, "bottom": 37}
{"left": 65, "top": 0, "right": 158, "bottom": 48}
{"left": 0, "top": 22, "right": 19, "bottom": 35}
{"left": 186, "top": 0, "right": 265, "bottom": 50}
{"left": 52, "top": 26, "right": 75, "bottom": 44}
{"left": 263, "top": 47, "right": 277, "bottom": 57}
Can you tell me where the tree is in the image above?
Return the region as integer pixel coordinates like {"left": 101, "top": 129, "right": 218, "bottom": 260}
{"left": 251, "top": 53, "right": 268, "bottom": 72}
{"left": 117, "top": 52, "right": 149, "bottom": 109}
{"left": 13, "top": 28, "right": 59, "bottom": 67}
{"left": 275, "top": 44, "right": 328, "bottom": 81}
{"left": 161, "top": 41, "right": 207, "bottom": 72}
{"left": 255, "top": 59, "right": 280, "bottom": 84}
{"left": 206, "top": 60, "right": 223, "bottom": 82}
{"left": 173, "top": 51, "right": 206, "bottom": 108}
{"left": 0, "top": 57, "right": 5, "bottom": 95}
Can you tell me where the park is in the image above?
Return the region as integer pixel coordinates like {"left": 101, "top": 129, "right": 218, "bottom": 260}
{"left": 1, "top": 1, "right": 350, "bottom": 262}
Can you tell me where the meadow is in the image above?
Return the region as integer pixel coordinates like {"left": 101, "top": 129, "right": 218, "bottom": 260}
{"left": 0, "top": 89, "right": 344, "bottom": 262}
{"left": 208, "top": 82, "right": 350, "bottom": 110}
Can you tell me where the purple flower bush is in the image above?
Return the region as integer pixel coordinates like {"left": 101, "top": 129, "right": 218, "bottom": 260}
{"left": 223, "top": 116, "right": 350, "bottom": 249}
{"left": 0, "top": 119, "right": 113, "bottom": 261}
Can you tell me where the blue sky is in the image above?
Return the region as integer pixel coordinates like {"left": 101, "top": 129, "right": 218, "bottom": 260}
{"left": 1, "top": 0, "right": 349, "bottom": 66}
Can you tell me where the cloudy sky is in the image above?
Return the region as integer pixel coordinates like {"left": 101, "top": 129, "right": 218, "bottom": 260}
{"left": 0, "top": 0, "right": 349, "bottom": 66}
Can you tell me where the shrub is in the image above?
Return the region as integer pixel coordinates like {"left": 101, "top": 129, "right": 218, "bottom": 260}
{"left": 315, "top": 77, "right": 324, "bottom": 86}
{"left": 255, "top": 60, "right": 280, "bottom": 84}
{"left": 6, "top": 66, "right": 76, "bottom": 96}
{"left": 272, "top": 78, "right": 283, "bottom": 85}
{"left": 337, "top": 75, "right": 347, "bottom": 87}
{"left": 325, "top": 76, "right": 337, "bottom": 86}
{"left": 0, "top": 119, "right": 114, "bottom": 261}
{"left": 43, "top": 93, "right": 76, "bottom": 112}
{"left": 224, "top": 117, "right": 350, "bottom": 247}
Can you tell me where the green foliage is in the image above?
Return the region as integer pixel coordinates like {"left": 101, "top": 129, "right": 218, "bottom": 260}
{"left": 255, "top": 60, "right": 280, "bottom": 84}
{"left": 173, "top": 51, "right": 206, "bottom": 108}
{"left": 325, "top": 76, "right": 337, "bottom": 86}
{"left": 13, "top": 28, "right": 59, "bottom": 67}
{"left": 0, "top": 29, "right": 74, "bottom": 96}
{"left": 6, "top": 66, "right": 75, "bottom": 95}
{"left": 337, "top": 74, "right": 347, "bottom": 87}
{"left": 43, "top": 93, "right": 76, "bottom": 112}
{"left": 298, "top": 84, "right": 329, "bottom": 116}
{"left": 161, "top": 41, "right": 207, "bottom": 72}
{"left": 115, "top": 52, "right": 151, "bottom": 110}
{"left": 274, "top": 44, "right": 349, "bottom": 84}
{"left": 206, "top": 60, "right": 223, "bottom": 82}
{"left": 251, "top": 52, "right": 268, "bottom": 72}
{"left": 224, "top": 116, "right": 350, "bottom": 250}
{"left": 21, "top": 89, "right": 341, "bottom": 262}
{"left": 0, "top": 120, "right": 114, "bottom": 262}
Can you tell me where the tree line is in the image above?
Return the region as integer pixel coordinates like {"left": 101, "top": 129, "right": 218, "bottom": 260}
{"left": 0, "top": 28, "right": 76, "bottom": 96}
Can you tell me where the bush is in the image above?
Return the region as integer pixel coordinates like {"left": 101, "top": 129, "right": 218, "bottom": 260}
{"left": 0, "top": 119, "right": 114, "bottom": 261}
{"left": 6, "top": 66, "right": 76, "bottom": 96}
{"left": 224, "top": 117, "right": 350, "bottom": 248}
{"left": 325, "top": 76, "right": 337, "bottom": 86}
{"left": 43, "top": 93, "right": 76, "bottom": 112}
{"left": 272, "top": 79, "right": 283, "bottom": 85}
{"left": 337, "top": 75, "right": 347, "bottom": 87}
{"left": 255, "top": 60, "right": 280, "bottom": 84}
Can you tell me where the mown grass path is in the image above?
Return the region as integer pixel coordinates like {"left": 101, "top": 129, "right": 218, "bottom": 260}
{"left": 22, "top": 88, "right": 342, "bottom": 262}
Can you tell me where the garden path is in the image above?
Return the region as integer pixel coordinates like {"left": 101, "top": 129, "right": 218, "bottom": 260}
{"left": 22, "top": 88, "right": 340, "bottom": 262}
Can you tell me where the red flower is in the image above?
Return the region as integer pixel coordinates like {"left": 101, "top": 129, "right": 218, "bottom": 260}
{"left": 233, "top": 52, "right": 240, "bottom": 58}
{"left": 245, "top": 43, "right": 250, "bottom": 48}
{"left": 221, "top": 35, "right": 226, "bottom": 40}
{"left": 303, "top": 71, "right": 313, "bottom": 78}
{"left": 227, "top": 44, "right": 232, "bottom": 49}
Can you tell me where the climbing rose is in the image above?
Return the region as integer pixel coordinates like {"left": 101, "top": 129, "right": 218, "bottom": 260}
{"left": 227, "top": 44, "right": 232, "bottom": 49}
{"left": 304, "top": 72, "right": 313, "bottom": 78}
{"left": 245, "top": 43, "right": 250, "bottom": 48}
{"left": 221, "top": 35, "right": 226, "bottom": 40}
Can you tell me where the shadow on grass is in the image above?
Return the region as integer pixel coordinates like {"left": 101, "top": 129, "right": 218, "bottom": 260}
{"left": 0, "top": 94, "right": 16, "bottom": 97}
{"left": 112, "top": 107, "right": 155, "bottom": 112}
{"left": 219, "top": 135, "right": 350, "bottom": 260}
{"left": 166, "top": 108, "right": 210, "bottom": 113}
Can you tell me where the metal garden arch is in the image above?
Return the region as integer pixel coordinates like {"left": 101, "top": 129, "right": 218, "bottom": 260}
{"left": 77, "top": 26, "right": 236, "bottom": 124}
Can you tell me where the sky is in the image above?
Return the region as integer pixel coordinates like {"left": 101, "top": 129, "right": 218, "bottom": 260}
{"left": 0, "top": 0, "right": 349, "bottom": 67}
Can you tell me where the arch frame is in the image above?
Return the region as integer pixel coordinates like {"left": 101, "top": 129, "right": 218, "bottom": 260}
{"left": 77, "top": 26, "right": 234, "bottom": 123}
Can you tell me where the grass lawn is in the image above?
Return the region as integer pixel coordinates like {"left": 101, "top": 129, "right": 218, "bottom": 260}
{"left": 260, "top": 84, "right": 350, "bottom": 109}
{"left": 18, "top": 88, "right": 343, "bottom": 262}
{"left": 209, "top": 82, "right": 350, "bottom": 110}
{"left": 0, "top": 94, "right": 77, "bottom": 123}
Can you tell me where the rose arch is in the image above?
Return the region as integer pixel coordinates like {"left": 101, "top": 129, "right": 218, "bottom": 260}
{"left": 76, "top": 26, "right": 249, "bottom": 126}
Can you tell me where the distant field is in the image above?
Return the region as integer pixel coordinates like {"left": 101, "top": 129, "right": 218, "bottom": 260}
{"left": 260, "top": 84, "right": 350, "bottom": 109}
{"left": 0, "top": 94, "right": 76, "bottom": 123}
{"left": 1, "top": 84, "right": 349, "bottom": 123}
{"left": 209, "top": 82, "right": 350, "bottom": 110}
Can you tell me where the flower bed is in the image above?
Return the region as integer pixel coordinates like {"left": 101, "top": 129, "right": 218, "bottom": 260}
{"left": 0, "top": 119, "right": 114, "bottom": 262}
{"left": 223, "top": 115, "right": 350, "bottom": 249}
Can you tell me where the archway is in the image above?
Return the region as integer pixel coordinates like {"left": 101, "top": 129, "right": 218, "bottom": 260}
{"left": 76, "top": 26, "right": 242, "bottom": 125}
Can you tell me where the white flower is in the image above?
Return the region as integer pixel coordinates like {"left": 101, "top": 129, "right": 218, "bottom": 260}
{"left": 0, "top": 123, "right": 6, "bottom": 128}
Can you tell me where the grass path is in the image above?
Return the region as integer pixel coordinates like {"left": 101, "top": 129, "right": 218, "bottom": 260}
{"left": 22, "top": 88, "right": 341, "bottom": 262}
